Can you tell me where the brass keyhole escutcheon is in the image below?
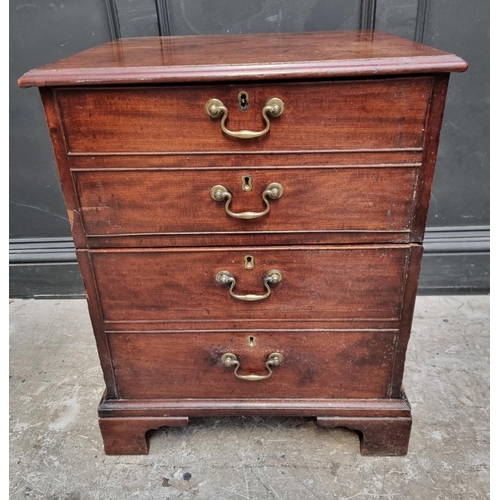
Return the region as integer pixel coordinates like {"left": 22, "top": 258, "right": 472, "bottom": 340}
{"left": 244, "top": 255, "right": 254, "bottom": 269}
{"left": 242, "top": 174, "right": 253, "bottom": 191}
{"left": 247, "top": 335, "right": 256, "bottom": 348}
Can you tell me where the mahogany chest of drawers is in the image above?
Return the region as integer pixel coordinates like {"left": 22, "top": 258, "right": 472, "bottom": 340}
{"left": 19, "top": 31, "right": 467, "bottom": 456}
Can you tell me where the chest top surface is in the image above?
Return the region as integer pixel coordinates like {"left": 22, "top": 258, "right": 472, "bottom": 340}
{"left": 18, "top": 30, "right": 467, "bottom": 88}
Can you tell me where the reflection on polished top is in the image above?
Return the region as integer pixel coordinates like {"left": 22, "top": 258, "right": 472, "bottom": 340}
{"left": 18, "top": 30, "right": 467, "bottom": 88}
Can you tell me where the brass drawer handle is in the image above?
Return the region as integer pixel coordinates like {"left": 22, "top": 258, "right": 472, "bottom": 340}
{"left": 205, "top": 97, "right": 284, "bottom": 139}
{"left": 221, "top": 352, "right": 284, "bottom": 381}
{"left": 216, "top": 269, "right": 282, "bottom": 301}
{"left": 210, "top": 182, "right": 284, "bottom": 219}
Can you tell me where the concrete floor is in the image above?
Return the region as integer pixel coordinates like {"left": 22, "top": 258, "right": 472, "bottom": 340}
{"left": 10, "top": 296, "right": 489, "bottom": 499}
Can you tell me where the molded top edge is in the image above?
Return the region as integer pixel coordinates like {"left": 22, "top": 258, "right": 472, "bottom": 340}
{"left": 18, "top": 30, "right": 468, "bottom": 88}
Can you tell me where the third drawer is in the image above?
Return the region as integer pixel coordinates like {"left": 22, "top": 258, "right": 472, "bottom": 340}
{"left": 84, "top": 245, "right": 416, "bottom": 325}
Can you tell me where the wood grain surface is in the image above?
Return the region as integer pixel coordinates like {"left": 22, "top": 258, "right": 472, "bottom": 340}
{"left": 18, "top": 31, "right": 467, "bottom": 87}
{"left": 75, "top": 167, "right": 417, "bottom": 236}
{"left": 316, "top": 416, "right": 412, "bottom": 456}
{"left": 99, "top": 417, "right": 188, "bottom": 455}
{"left": 107, "top": 330, "right": 398, "bottom": 399}
{"left": 98, "top": 394, "right": 412, "bottom": 418}
{"left": 56, "top": 78, "right": 432, "bottom": 154}
{"left": 67, "top": 151, "right": 423, "bottom": 168}
{"left": 88, "top": 246, "right": 410, "bottom": 323}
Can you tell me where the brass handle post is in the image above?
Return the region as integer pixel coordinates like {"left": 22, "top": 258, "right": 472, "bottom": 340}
{"left": 205, "top": 97, "right": 284, "bottom": 139}
{"left": 221, "top": 352, "right": 284, "bottom": 381}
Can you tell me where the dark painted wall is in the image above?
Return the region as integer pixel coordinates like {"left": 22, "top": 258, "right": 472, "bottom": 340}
{"left": 10, "top": 0, "right": 111, "bottom": 238}
{"left": 423, "top": 0, "right": 489, "bottom": 226}
{"left": 9, "top": 0, "right": 489, "bottom": 297}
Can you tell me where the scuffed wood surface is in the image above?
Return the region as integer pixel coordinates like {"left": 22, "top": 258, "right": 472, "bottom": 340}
{"left": 108, "top": 330, "right": 398, "bottom": 399}
{"left": 87, "top": 245, "right": 410, "bottom": 323}
{"left": 75, "top": 167, "right": 417, "bottom": 236}
{"left": 56, "top": 78, "right": 431, "bottom": 154}
{"left": 18, "top": 31, "right": 467, "bottom": 87}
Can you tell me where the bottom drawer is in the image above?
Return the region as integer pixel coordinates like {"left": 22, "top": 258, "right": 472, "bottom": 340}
{"left": 108, "top": 330, "right": 397, "bottom": 399}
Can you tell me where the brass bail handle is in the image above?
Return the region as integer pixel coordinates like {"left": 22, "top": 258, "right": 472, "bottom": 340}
{"left": 216, "top": 269, "right": 282, "bottom": 301}
{"left": 210, "top": 182, "right": 284, "bottom": 220}
{"left": 221, "top": 352, "right": 284, "bottom": 381}
{"left": 205, "top": 97, "right": 284, "bottom": 139}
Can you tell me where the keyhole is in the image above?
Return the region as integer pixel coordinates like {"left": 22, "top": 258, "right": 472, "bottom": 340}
{"left": 238, "top": 91, "right": 249, "bottom": 111}
{"left": 244, "top": 255, "right": 254, "bottom": 269}
{"left": 247, "top": 335, "right": 256, "bottom": 348}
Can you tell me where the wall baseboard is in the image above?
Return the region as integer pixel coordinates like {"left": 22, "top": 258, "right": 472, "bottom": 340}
{"left": 9, "top": 226, "right": 489, "bottom": 299}
{"left": 418, "top": 226, "right": 489, "bottom": 295}
{"left": 10, "top": 238, "right": 84, "bottom": 299}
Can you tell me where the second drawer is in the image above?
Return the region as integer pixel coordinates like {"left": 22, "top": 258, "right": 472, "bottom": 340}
{"left": 75, "top": 167, "right": 417, "bottom": 238}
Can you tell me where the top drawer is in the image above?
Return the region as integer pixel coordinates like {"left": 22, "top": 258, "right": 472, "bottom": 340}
{"left": 56, "top": 77, "right": 432, "bottom": 155}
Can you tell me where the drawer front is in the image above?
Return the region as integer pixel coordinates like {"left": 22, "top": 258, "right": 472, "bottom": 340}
{"left": 57, "top": 77, "right": 432, "bottom": 154}
{"left": 75, "top": 167, "right": 417, "bottom": 237}
{"left": 90, "top": 246, "right": 409, "bottom": 323}
{"left": 108, "top": 330, "right": 397, "bottom": 399}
